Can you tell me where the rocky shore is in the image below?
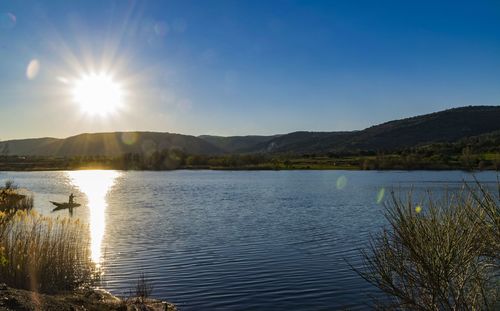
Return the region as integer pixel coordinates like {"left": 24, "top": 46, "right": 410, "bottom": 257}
{"left": 0, "top": 284, "right": 177, "bottom": 311}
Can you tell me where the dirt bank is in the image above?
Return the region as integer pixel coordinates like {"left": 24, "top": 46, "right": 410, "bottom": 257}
{"left": 0, "top": 284, "right": 177, "bottom": 311}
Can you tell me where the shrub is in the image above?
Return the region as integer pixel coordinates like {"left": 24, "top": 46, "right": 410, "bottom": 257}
{"left": 357, "top": 182, "right": 499, "bottom": 310}
{"left": 0, "top": 180, "right": 33, "bottom": 213}
{"left": 0, "top": 210, "right": 99, "bottom": 293}
{"left": 135, "top": 272, "right": 153, "bottom": 301}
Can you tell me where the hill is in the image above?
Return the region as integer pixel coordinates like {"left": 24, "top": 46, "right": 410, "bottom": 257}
{"left": 236, "top": 106, "right": 500, "bottom": 154}
{"left": 1, "top": 106, "right": 499, "bottom": 157}
{"left": 0, "top": 138, "right": 60, "bottom": 156}
{"left": 198, "top": 135, "right": 280, "bottom": 153}
{"left": 0, "top": 132, "right": 223, "bottom": 157}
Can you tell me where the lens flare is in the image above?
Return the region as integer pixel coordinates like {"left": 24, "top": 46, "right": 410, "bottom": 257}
{"left": 0, "top": 12, "right": 16, "bottom": 29}
{"left": 26, "top": 59, "right": 40, "bottom": 80}
{"left": 154, "top": 21, "right": 169, "bottom": 36}
{"left": 336, "top": 176, "right": 347, "bottom": 190}
{"left": 121, "top": 132, "right": 139, "bottom": 145}
{"left": 376, "top": 188, "right": 385, "bottom": 204}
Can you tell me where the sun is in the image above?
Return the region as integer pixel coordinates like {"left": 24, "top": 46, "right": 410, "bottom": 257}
{"left": 72, "top": 73, "right": 123, "bottom": 116}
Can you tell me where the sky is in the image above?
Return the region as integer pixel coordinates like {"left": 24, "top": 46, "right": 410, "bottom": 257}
{"left": 0, "top": 0, "right": 499, "bottom": 140}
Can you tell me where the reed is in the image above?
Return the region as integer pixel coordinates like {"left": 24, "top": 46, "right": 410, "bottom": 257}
{"left": 0, "top": 209, "right": 99, "bottom": 293}
{"left": 357, "top": 181, "right": 499, "bottom": 310}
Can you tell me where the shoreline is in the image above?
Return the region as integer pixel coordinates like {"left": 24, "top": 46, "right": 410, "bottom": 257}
{"left": 0, "top": 166, "right": 493, "bottom": 172}
{"left": 0, "top": 284, "right": 177, "bottom": 311}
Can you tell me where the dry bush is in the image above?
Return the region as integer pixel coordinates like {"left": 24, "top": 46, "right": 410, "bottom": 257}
{"left": 357, "top": 182, "right": 499, "bottom": 310}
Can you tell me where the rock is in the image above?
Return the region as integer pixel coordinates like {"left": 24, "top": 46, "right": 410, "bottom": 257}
{"left": 0, "top": 285, "right": 178, "bottom": 311}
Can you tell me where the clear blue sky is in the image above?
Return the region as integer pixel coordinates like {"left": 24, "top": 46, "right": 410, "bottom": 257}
{"left": 1, "top": 0, "right": 499, "bottom": 140}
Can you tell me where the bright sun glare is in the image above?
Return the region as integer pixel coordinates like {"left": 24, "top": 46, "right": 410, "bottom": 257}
{"left": 72, "top": 73, "right": 123, "bottom": 116}
{"left": 67, "top": 170, "right": 120, "bottom": 265}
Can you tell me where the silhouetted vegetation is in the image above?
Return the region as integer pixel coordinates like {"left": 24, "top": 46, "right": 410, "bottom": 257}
{"left": 356, "top": 181, "right": 499, "bottom": 309}
{"left": 135, "top": 272, "right": 153, "bottom": 301}
{"left": 0, "top": 182, "right": 99, "bottom": 294}
{"left": 0, "top": 180, "right": 33, "bottom": 213}
{"left": 1, "top": 142, "right": 498, "bottom": 171}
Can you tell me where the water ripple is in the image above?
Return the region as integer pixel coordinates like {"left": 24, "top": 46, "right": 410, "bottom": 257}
{"left": 2, "top": 170, "right": 496, "bottom": 310}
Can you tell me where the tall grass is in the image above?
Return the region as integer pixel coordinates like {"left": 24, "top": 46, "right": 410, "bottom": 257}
{"left": 357, "top": 182, "right": 499, "bottom": 310}
{"left": 0, "top": 210, "right": 99, "bottom": 293}
{"left": 0, "top": 181, "right": 99, "bottom": 293}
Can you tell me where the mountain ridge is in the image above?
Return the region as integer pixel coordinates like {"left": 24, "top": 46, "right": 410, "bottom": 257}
{"left": 1, "top": 106, "right": 499, "bottom": 157}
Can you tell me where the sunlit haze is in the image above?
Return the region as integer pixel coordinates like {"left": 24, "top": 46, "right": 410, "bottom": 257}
{"left": 1, "top": 0, "right": 499, "bottom": 140}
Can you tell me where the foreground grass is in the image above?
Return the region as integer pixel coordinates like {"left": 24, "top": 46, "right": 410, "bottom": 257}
{"left": 0, "top": 210, "right": 99, "bottom": 293}
{"left": 357, "top": 181, "right": 499, "bottom": 310}
{"left": 0, "top": 182, "right": 99, "bottom": 294}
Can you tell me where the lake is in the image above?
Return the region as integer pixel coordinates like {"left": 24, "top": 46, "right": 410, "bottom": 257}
{"left": 0, "top": 170, "right": 496, "bottom": 310}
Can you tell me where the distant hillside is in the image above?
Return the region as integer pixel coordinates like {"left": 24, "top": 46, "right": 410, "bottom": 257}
{"left": 2, "top": 106, "right": 499, "bottom": 157}
{"left": 246, "top": 106, "right": 500, "bottom": 154}
{"left": 0, "top": 132, "right": 223, "bottom": 157}
{"left": 344, "top": 106, "right": 500, "bottom": 151}
{"left": 244, "top": 131, "right": 357, "bottom": 154}
{"left": 0, "top": 138, "right": 59, "bottom": 156}
{"left": 198, "top": 135, "right": 280, "bottom": 153}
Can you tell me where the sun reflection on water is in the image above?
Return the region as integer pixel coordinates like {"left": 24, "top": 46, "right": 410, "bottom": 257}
{"left": 67, "top": 170, "right": 120, "bottom": 265}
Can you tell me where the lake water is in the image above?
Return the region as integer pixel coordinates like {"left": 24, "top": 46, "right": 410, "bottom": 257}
{"left": 0, "top": 170, "right": 497, "bottom": 310}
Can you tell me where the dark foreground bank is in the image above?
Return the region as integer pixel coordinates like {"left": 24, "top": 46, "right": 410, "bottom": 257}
{"left": 0, "top": 284, "right": 177, "bottom": 311}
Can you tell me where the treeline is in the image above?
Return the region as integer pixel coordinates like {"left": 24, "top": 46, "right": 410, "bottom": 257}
{"left": 359, "top": 133, "right": 500, "bottom": 170}
{"left": 359, "top": 151, "right": 500, "bottom": 170}
{"left": 0, "top": 133, "right": 499, "bottom": 171}
{"left": 114, "top": 151, "right": 275, "bottom": 170}
{"left": 0, "top": 151, "right": 276, "bottom": 170}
